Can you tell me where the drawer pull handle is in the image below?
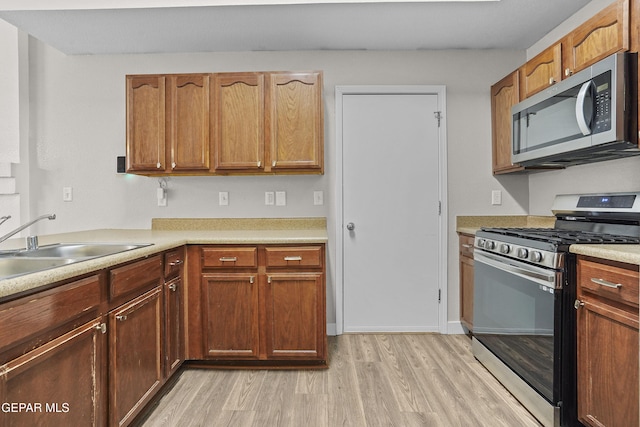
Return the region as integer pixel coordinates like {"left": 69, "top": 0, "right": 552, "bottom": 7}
{"left": 284, "top": 256, "right": 302, "bottom": 261}
{"left": 116, "top": 315, "right": 128, "bottom": 322}
{"left": 219, "top": 257, "right": 238, "bottom": 262}
{"left": 461, "top": 244, "right": 473, "bottom": 249}
{"left": 591, "top": 278, "right": 623, "bottom": 289}
{"left": 169, "top": 260, "right": 183, "bottom": 266}
{"left": 168, "top": 283, "right": 177, "bottom": 292}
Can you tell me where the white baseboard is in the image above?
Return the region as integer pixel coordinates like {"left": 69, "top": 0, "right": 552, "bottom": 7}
{"left": 328, "top": 322, "right": 467, "bottom": 336}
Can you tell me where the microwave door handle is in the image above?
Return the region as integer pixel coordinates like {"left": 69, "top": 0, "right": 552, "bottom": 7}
{"left": 576, "top": 81, "right": 595, "bottom": 136}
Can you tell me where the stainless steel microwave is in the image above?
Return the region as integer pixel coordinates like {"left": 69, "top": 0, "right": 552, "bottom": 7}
{"left": 512, "top": 52, "right": 639, "bottom": 167}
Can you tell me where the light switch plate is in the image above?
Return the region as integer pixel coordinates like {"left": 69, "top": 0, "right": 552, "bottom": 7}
{"left": 276, "top": 191, "right": 286, "bottom": 206}
{"left": 265, "top": 192, "right": 275, "bottom": 206}
{"left": 219, "top": 191, "right": 229, "bottom": 206}
{"left": 313, "top": 191, "right": 324, "bottom": 206}
{"left": 63, "top": 187, "right": 73, "bottom": 202}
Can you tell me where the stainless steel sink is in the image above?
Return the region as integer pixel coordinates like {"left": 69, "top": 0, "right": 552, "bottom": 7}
{"left": 0, "top": 243, "right": 152, "bottom": 280}
{"left": 7, "top": 243, "right": 150, "bottom": 259}
{"left": 0, "top": 257, "right": 78, "bottom": 280}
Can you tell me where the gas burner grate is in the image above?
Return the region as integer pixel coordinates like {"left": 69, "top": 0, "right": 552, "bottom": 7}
{"left": 480, "top": 227, "right": 640, "bottom": 245}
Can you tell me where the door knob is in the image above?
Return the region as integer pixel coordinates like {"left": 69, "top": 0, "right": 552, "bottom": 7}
{"left": 346, "top": 222, "right": 355, "bottom": 231}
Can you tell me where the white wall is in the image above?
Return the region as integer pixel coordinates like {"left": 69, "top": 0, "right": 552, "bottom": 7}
{"left": 21, "top": 38, "right": 526, "bottom": 329}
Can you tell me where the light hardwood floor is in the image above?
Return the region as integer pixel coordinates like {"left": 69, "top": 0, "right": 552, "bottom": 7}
{"left": 138, "top": 334, "right": 542, "bottom": 427}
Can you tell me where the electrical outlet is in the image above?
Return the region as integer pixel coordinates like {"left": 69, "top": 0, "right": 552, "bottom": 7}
{"left": 276, "top": 191, "right": 286, "bottom": 206}
{"left": 265, "top": 191, "right": 275, "bottom": 206}
{"left": 491, "top": 190, "right": 502, "bottom": 206}
{"left": 219, "top": 191, "right": 229, "bottom": 206}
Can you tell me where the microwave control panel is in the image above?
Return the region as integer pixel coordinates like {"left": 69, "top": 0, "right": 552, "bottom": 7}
{"left": 592, "top": 71, "right": 612, "bottom": 134}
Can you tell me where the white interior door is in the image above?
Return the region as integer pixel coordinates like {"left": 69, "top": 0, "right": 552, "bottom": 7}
{"left": 339, "top": 88, "right": 444, "bottom": 333}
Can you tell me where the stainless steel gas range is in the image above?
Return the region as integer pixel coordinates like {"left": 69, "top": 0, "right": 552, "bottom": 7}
{"left": 472, "top": 192, "right": 640, "bottom": 427}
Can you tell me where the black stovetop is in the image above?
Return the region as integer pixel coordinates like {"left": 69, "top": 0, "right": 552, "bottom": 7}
{"left": 480, "top": 227, "right": 640, "bottom": 245}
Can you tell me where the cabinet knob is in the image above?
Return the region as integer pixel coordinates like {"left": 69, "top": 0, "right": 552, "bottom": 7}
{"left": 156, "top": 162, "right": 162, "bottom": 169}
{"left": 171, "top": 162, "right": 176, "bottom": 169}
{"left": 169, "top": 260, "right": 183, "bottom": 266}
{"left": 116, "top": 315, "right": 128, "bottom": 321}
{"left": 565, "top": 68, "right": 572, "bottom": 77}
{"left": 272, "top": 160, "right": 277, "bottom": 167}
{"left": 548, "top": 77, "right": 556, "bottom": 85}
{"left": 95, "top": 323, "right": 107, "bottom": 334}
{"left": 250, "top": 276, "right": 255, "bottom": 284}
{"left": 168, "top": 283, "right": 177, "bottom": 292}
{"left": 257, "top": 161, "right": 262, "bottom": 168}
{"left": 574, "top": 299, "right": 584, "bottom": 310}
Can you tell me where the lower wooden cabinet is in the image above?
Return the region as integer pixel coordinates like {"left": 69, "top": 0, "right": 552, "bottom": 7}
{"left": 0, "top": 319, "right": 107, "bottom": 427}
{"left": 189, "top": 244, "right": 327, "bottom": 366}
{"left": 109, "top": 287, "right": 163, "bottom": 427}
{"left": 576, "top": 256, "right": 639, "bottom": 427}
{"left": 458, "top": 233, "right": 474, "bottom": 332}
{"left": 264, "top": 272, "right": 325, "bottom": 360}
{"left": 202, "top": 273, "right": 260, "bottom": 359}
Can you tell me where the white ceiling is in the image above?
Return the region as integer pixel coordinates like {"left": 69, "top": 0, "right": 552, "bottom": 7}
{"left": 0, "top": 0, "right": 592, "bottom": 55}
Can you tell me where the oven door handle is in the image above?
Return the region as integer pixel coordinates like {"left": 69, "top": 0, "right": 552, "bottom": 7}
{"left": 474, "top": 251, "right": 559, "bottom": 288}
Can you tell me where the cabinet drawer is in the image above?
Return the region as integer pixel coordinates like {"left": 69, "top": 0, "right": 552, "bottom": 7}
{"left": 202, "top": 247, "right": 257, "bottom": 268}
{"left": 164, "top": 247, "right": 185, "bottom": 278}
{"left": 110, "top": 255, "right": 163, "bottom": 299}
{"left": 578, "top": 258, "right": 639, "bottom": 308}
{"left": 459, "top": 234, "right": 474, "bottom": 258}
{"left": 265, "top": 246, "right": 323, "bottom": 268}
{"left": 0, "top": 274, "right": 102, "bottom": 352}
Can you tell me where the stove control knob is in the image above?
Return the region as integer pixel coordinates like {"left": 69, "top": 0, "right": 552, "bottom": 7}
{"left": 485, "top": 241, "right": 496, "bottom": 250}
{"left": 477, "top": 239, "right": 486, "bottom": 248}
{"left": 517, "top": 248, "right": 529, "bottom": 259}
{"left": 531, "top": 251, "right": 543, "bottom": 263}
{"left": 499, "top": 244, "right": 511, "bottom": 254}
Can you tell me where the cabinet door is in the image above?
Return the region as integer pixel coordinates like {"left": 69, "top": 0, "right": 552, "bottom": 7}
{"left": 576, "top": 300, "right": 638, "bottom": 427}
{"left": 491, "top": 70, "right": 522, "bottom": 174}
{"left": 126, "top": 75, "right": 166, "bottom": 173}
{"left": 168, "top": 74, "right": 211, "bottom": 172}
{"left": 562, "top": 0, "right": 629, "bottom": 77}
{"left": 266, "top": 72, "right": 323, "bottom": 173}
{"left": 0, "top": 319, "right": 106, "bottom": 427}
{"left": 109, "top": 287, "right": 163, "bottom": 427}
{"left": 202, "top": 273, "right": 259, "bottom": 359}
{"left": 213, "top": 73, "right": 265, "bottom": 172}
{"left": 164, "top": 277, "right": 184, "bottom": 378}
{"left": 520, "top": 43, "right": 562, "bottom": 98}
{"left": 263, "top": 273, "right": 326, "bottom": 360}
{"left": 459, "top": 234, "right": 474, "bottom": 331}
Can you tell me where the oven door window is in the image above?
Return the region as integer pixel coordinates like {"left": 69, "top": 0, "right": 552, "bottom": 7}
{"left": 473, "top": 252, "right": 557, "bottom": 403}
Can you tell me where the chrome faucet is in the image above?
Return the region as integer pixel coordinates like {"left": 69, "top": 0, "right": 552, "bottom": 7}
{"left": 0, "top": 214, "right": 56, "bottom": 249}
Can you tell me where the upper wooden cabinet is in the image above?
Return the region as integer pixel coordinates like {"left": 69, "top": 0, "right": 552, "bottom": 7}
{"left": 126, "top": 74, "right": 210, "bottom": 174}
{"left": 520, "top": 43, "right": 562, "bottom": 98}
{"left": 491, "top": 70, "right": 523, "bottom": 175}
{"left": 168, "top": 74, "right": 211, "bottom": 172}
{"left": 128, "top": 70, "right": 324, "bottom": 176}
{"left": 562, "top": 0, "right": 630, "bottom": 78}
{"left": 267, "top": 72, "right": 324, "bottom": 173}
{"left": 213, "top": 73, "right": 265, "bottom": 172}
{"left": 126, "top": 75, "right": 166, "bottom": 173}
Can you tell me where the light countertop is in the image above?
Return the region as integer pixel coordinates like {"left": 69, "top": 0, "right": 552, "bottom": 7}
{"left": 0, "top": 218, "right": 328, "bottom": 301}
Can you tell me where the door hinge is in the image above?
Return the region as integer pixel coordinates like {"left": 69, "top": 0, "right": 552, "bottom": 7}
{"left": 438, "top": 201, "right": 442, "bottom": 215}
{"left": 438, "top": 289, "right": 441, "bottom": 303}
{"left": 434, "top": 111, "right": 442, "bottom": 127}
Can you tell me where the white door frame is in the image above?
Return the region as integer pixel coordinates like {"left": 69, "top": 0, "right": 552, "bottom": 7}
{"left": 335, "top": 85, "right": 448, "bottom": 335}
